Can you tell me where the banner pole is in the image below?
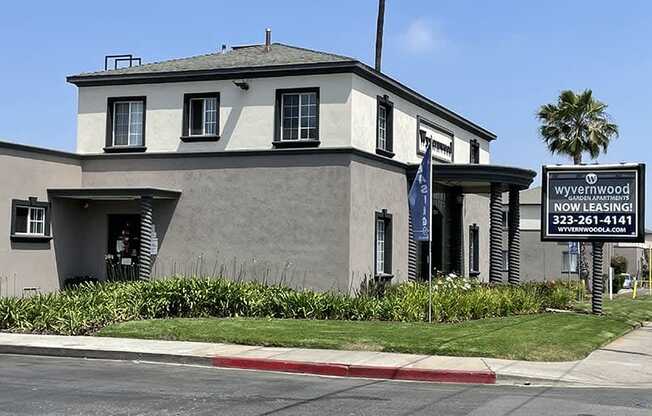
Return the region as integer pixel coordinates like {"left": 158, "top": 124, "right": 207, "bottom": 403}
{"left": 609, "top": 266, "right": 613, "bottom": 301}
{"left": 428, "top": 142, "right": 433, "bottom": 324}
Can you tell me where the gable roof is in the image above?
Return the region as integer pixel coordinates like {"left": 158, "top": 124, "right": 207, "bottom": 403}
{"left": 66, "top": 43, "right": 496, "bottom": 142}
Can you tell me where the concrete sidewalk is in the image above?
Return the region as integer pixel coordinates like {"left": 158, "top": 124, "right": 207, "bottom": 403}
{"left": 0, "top": 323, "right": 650, "bottom": 386}
{"left": 487, "top": 322, "right": 652, "bottom": 387}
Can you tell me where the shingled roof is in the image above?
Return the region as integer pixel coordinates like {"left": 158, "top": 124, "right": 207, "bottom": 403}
{"left": 72, "top": 43, "right": 356, "bottom": 77}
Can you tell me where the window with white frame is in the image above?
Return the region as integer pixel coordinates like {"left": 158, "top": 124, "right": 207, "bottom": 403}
{"left": 182, "top": 92, "right": 220, "bottom": 140}
{"left": 376, "top": 95, "right": 394, "bottom": 156}
{"left": 16, "top": 206, "right": 45, "bottom": 235}
{"left": 376, "top": 218, "right": 385, "bottom": 272}
{"left": 10, "top": 198, "right": 50, "bottom": 240}
{"left": 190, "top": 97, "right": 217, "bottom": 136}
{"left": 378, "top": 105, "right": 387, "bottom": 149}
{"left": 275, "top": 88, "right": 319, "bottom": 142}
{"left": 375, "top": 210, "right": 393, "bottom": 276}
{"left": 112, "top": 100, "right": 144, "bottom": 146}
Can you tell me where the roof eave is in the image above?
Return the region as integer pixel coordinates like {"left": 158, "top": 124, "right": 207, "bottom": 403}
{"left": 67, "top": 61, "right": 497, "bottom": 142}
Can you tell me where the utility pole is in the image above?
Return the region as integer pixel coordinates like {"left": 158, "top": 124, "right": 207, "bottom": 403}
{"left": 375, "top": 0, "right": 385, "bottom": 72}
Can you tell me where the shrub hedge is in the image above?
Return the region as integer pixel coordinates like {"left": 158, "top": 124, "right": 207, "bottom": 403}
{"left": 0, "top": 278, "right": 578, "bottom": 335}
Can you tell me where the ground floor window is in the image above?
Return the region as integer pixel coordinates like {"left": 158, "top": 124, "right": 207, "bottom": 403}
{"left": 562, "top": 250, "right": 578, "bottom": 273}
{"left": 375, "top": 210, "right": 393, "bottom": 276}
{"left": 469, "top": 224, "right": 480, "bottom": 276}
{"left": 10, "top": 198, "right": 50, "bottom": 240}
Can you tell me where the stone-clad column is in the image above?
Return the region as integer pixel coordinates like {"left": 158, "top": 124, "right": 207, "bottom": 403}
{"left": 139, "top": 196, "right": 153, "bottom": 280}
{"left": 507, "top": 186, "right": 521, "bottom": 284}
{"left": 489, "top": 184, "right": 503, "bottom": 283}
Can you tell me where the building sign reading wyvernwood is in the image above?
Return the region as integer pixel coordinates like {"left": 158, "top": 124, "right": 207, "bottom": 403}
{"left": 541, "top": 164, "right": 646, "bottom": 242}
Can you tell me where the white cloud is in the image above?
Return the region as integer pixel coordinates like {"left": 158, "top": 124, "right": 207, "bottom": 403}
{"left": 399, "top": 18, "right": 446, "bottom": 54}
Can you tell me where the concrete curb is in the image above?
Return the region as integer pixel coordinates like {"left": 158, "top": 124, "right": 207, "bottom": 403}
{"left": 0, "top": 345, "right": 213, "bottom": 367}
{"left": 0, "top": 344, "right": 496, "bottom": 384}
{"left": 212, "top": 356, "right": 497, "bottom": 384}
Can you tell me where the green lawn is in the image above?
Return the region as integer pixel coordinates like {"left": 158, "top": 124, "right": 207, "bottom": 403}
{"left": 97, "top": 296, "right": 652, "bottom": 362}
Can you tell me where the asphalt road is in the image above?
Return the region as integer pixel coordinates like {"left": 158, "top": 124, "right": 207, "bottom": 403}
{"left": 0, "top": 354, "right": 649, "bottom": 416}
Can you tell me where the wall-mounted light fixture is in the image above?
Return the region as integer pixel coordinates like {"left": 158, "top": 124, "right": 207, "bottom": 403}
{"left": 233, "top": 80, "right": 249, "bottom": 90}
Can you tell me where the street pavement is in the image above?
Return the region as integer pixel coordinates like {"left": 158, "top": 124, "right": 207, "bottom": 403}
{"left": 0, "top": 354, "right": 649, "bottom": 416}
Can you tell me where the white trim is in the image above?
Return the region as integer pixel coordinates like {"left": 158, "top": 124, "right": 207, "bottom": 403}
{"left": 188, "top": 97, "right": 218, "bottom": 137}
{"left": 14, "top": 206, "right": 46, "bottom": 236}
{"left": 280, "top": 92, "right": 317, "bottom": 141}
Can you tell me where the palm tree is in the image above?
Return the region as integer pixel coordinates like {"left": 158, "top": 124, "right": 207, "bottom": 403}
{"left": 537, "top": 89, "right": 619, "bottom": 297}
{"left": 537, "top": 89, "right": 618, "bottom": 164}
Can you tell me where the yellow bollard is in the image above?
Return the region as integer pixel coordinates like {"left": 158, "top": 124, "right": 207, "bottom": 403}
{"left": 633, "top": 278, "right": 638, "bottom": 299}
{"left": 648, "top": 247, "right": 651, "bottom": 297}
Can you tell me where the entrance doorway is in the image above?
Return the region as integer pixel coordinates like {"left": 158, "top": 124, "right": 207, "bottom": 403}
{"left": 106, "top": 214, "right": 140, "bottom": 280}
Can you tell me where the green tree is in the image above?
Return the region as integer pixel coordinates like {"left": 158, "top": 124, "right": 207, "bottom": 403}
{"left": 537, "top": 89, "right": 619, "bottom": 164}
{"left": 537, "top": 89, "right": 619, "bottom": 289}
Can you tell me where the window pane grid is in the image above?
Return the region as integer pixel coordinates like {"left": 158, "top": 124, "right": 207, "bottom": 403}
{"left": 376, "top": 219, "right": 385, "bottom": 273}
{"left": 113, "top": 101, "right": 143, "bottom": 146}
{"left": 282, "top": 92, "right": 316, "bottom": 141}
{"left": 378, "top": 105, "right": 387, "bottom": 149}
{"left": 113, "top": 103, "right": 130, "bottom": 146}
{"left": 204, "top": 97, "right": 217, "bottom": 136}
{"left": 128, "top": 102, "right": 143, "bottom": 146}
{"left": 16, "top": 206, "right": 46, "bottom": 236}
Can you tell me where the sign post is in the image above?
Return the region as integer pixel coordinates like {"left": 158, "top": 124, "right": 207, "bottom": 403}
{"left": 541, "top": 164, "right": 646, "bottom": 314}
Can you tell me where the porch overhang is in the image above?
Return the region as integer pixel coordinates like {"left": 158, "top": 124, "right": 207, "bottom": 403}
{"left": 408, "top": 163, "right": 536, "bottom": 193}
{"left": 47, "top": 186, "right": 182, "bottom": 200}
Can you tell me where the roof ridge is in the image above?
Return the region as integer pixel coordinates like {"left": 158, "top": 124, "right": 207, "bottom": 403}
{"left": 272, "top": 42, "right": 356, "bottom": 62}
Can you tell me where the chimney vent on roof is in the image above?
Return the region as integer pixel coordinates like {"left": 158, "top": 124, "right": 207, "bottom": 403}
{"left": 264, "top": 28, "right": 272, "bottom": 52}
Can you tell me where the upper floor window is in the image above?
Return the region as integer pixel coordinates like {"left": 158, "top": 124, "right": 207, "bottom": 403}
{"left": 274, "top": 88, "right": 320, "bottom": 147}
{"left": 376, "top": 95, "right": 394, "bottom": 157}
{"left": 105, "top": 96, "right": 146, "bottom": 152}
{"left": 470, "top": 139, "right": 480, "bottom": 164}
{"left": 182, "top": 92, "right": 220, "bottom": 142}
{"left": 10, "top": 198, "right": 51, "bottom": 242}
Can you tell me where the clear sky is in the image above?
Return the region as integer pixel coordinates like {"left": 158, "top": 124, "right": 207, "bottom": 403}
{"left": 1, "top": 1, "right": 650, "bottom": 224}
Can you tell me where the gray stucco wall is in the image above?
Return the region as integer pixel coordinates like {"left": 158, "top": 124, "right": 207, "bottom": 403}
{"left": 348, "top": 157, "right": 409, "bottom": 291}
{"left": 79, "top": 152, "right": 352, "bottom": 292}
{"left": 0, "top": 146, "right": 81, "bottom": 296}
{"left": 462, "top": 193, "right": 490, "bottom": 281}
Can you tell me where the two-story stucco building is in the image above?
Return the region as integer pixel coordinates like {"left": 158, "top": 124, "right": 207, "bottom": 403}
{"left": 0, "top": 33, "right": 535, "bottom": 296}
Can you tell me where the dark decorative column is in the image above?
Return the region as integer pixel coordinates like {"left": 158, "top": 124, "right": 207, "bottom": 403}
{"left": 489, "top": 183, "right": 503, "bottom": 283}
{"left": 592, "top": 242, "right": 604, "bottom": 315}
{"left": 507, "top": 186, "right": 521, "bottom": 284}
{"left": 139, "top": 196, "right": 153, "bottom": 280}
{"left": 453, "top": 189, "right": 464, "bottom": 275}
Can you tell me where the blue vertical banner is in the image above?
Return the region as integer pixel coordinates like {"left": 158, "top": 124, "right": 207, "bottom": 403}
{"left": 409, "top": 144, "right": 431, "bottom": 241}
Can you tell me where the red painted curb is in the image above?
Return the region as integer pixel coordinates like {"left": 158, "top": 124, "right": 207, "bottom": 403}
{"left": 211, "top": 356, "right": 496, "bottom": 384}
